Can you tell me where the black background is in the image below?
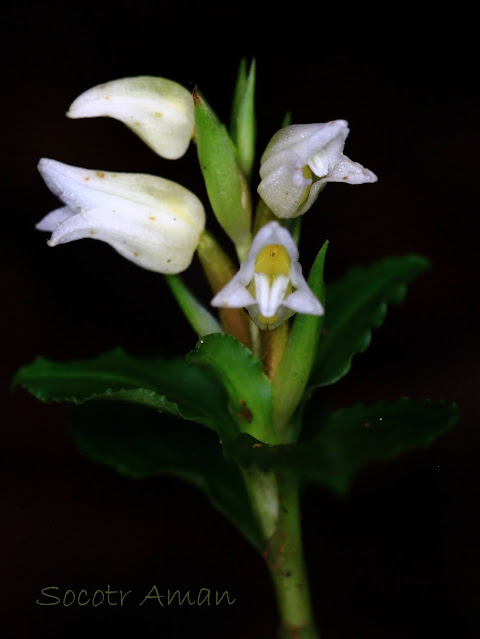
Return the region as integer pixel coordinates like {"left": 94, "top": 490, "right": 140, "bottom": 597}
{"left": 2, "top": 2, "right": 478, "bottom": 638}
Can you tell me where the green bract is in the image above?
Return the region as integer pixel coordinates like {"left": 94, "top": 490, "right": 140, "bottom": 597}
{"left": 194, "top": 89, "right": 252, "bottom": 261}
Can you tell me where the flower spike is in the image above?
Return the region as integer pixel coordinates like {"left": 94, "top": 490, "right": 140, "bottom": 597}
{"left": 258, "top": 121, "right": 377, "bottom": 218}
{"left": 211, "top": 222, "right": 323, "bottom": 330}
{"left": 37, "top": 159, "right": 205, "bottom": 274}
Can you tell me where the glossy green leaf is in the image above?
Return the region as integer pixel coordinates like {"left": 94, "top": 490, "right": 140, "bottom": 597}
{"left": 186, "top": 333, "right": 276, "bottom": 444}
{"left": 229, "top": 59, "right": 256, "bottom": 180}
{"left": 69, "top": 402, "right": 263, "bottom": 551}
{"left": 13, "top": 348, "right": 236, "bottom": 439}
{"left": 309, "top": 255, "right": 430, "bottom": 389}
{"left": 229, "top": 398, "right": 458, "bottom": 494}
{"left": 273, "top": 241, "right": 328, "bottom": 439}
{"left": 194, "top": 89, "right": 251, "bottom": 260}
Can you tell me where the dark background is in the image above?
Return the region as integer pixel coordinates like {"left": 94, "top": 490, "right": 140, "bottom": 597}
{"left": 2, "top": 2, "right": 478, "bottom": 637}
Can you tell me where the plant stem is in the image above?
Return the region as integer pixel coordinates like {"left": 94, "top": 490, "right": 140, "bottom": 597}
{"left": 244, "top": 468, "right": 320, "bottom": 639}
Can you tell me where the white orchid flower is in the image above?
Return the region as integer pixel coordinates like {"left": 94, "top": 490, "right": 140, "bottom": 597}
{"left": 257, "top": 121, "right": 377, "bottom": 218}
{"left": 36, "top": 159, "right": 205, "bottom": 274}
{"left": 211, "top": 221, "right": 323, "bottom": 330}
{"left": 67, "top": 76, "right": 194, "bottom": 160}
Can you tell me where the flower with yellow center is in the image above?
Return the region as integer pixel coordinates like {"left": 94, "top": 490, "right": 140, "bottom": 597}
{"left": 211, "top": 222, "right": 323, "bottom": 329}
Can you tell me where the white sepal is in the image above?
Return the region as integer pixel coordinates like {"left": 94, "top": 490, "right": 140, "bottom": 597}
{"left": 37, "top": 158, "right": 205, "bottom": 274}
{"left": 67, "top": 76, "right": 194, "bottom": 160}
{"left": 211, "top": 221, "right": 323, "bottom": 330}
{"left": 258, "top": 121, "right": 377, "bottom": 218}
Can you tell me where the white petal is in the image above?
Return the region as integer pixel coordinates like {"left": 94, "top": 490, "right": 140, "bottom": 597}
{"left": 38, "top": 159, "right": 205, "bottom": 274}
{"left": 283, "top": 252, "right": 324, "bottom": 315}
{"left": 47, "top": 204, "right": 201, "bottom": 274}
{"left": 249, "top": 221, "right": 300, "bottom": 263}
{"left": 260, "top": 121, "right": 349, "bottom": 166}
{"left": 38, "top": 159, "right": 205, "bottom": 234}
{"left": 321, "top": 154, "right": 378, "bottom": 184}
{"left": 36, "top": 206, "right": 75, "bottom": 231}
{"left": 254, "top": 272, "right": 290, "bottom": 318}
{"left": 67, "top": 76, "right": 194, "bottom": 160}
{"left": 211, "top": 277, "right": 256, "bottom": 308}
{"left": 323, "top": 131, "right": 349, "bottom": 170}
{"left": 282, "top": 287, "right": 324, "bottom": 315}
{"left": 308, "top": 149, "right": 329, "bottom": 178}
{"left": 294, "top": 181, "right": 327, "bottom": 217}
{"left": 258, "top": 149, "right": 310, "bottom": 219}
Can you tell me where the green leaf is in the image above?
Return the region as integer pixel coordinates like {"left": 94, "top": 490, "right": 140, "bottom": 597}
{"left": 228, "top": 398, "right": 459, "bottom": 494}
{"left": 193, "top": 89, "right": 251, "bottom": 260}
{"left": 186, "top": 333, "right": 276, "bottom": 444}
{"left": 13, "top": 348, "right": 237, "bottom": 439}
{"left": 273, "top": 241, "right": 328, "bottom": 439}
{"left": 309, "top": 255, "right": 430, "bottom": 389}
{"left": 69, "top": 402, "right": 263, "bottom": 551}
{"left": 229, "top": 59, "right": 256, "bottom": 180}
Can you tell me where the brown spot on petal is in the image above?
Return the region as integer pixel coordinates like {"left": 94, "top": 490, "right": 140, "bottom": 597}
{"left": 343, "top": 176, "right": 349, "bottom": 180}
{"left": 104, "top": 96, "right": 110, "bottom": 100}
{"left": 99, "top": 84, "right": 105, "bottom": 89}
{"left": 154, "top": 112, "right": 163, "bottom": 117}
{"left": 134, "top": 121, "right": 141, "bottom": 126}
{"left": 96, "top": 171, "right": 105, "bottom": 178}
{"left": 133, "top": 251, "right": 139, "bottom": 257}
{"left": 148, "top": 216, "right": 156, "bottom": 221}
{"left": 90, "top": 230, "right": 95, "bottom": 235}
{"left": 84, "top": 177, "right": 90, "bottom": 181}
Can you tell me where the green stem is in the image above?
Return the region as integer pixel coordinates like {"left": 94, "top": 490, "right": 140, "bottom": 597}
{"left": 243, "top": 468, "right": 320, "bottom": 639}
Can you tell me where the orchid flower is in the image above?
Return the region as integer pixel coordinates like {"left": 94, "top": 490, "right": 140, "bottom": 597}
{"left": 67, "top": 76, "right": 195, "bottom": 160}
{"left": 36, "top": 159, "right": 205, "bottom": 274}
{"left": 211, "top": 221, "right": 323, "bottom": 330}
{"left": 257, "top": 121, "right": 377, "bottom": 218}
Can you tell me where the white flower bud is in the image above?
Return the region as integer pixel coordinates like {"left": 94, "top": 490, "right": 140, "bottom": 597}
{"left": 37, "top": 159, "right": 205, "bottom": 274}
{"left": 211, "top": 221, "right": 323, "bottom": 330}
{"left": 258, "top": 121, "right": 377, "bottom": 218}
{"left": 67, "top": 76, "right": 194, "bottom": 160}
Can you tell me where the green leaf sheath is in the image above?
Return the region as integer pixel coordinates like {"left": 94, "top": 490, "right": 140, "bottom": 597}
{"left": 12, "top": 347, "right": 236, "bottom": 439}
{"left": 273, "top": 241, "right": 328, "bottom": 440}
{"left": 69, "top": 402, "right": 263, "bottom": 551}
{"left": 229, "top": 398, "right": 459, "bottom": 494}
{"left": 194, "top": 90, "right": 251, "bottom": 260}
{"left": 187, "top": 334, "right": 276, "bottom": 444}
{"left": 310, "top": 255, "right": 431, "bottom": 390}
